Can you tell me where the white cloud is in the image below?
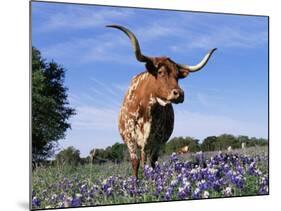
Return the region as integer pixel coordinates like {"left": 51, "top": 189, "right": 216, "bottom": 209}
{"left": 37, "top": 6, "right": 267, "bottom": 66}
{"left": 169, "top": 25, "right": 267, "bottom": 52}
{"left": 36, "top": 6, "right": 135, "bottom": 32}
{"left": 41, "top": 34, "right": 139, "bottom": 65}
{"left": 71, "top": 105, "right": 119, "bottom": 131}
{"left": 195, "top": 91, "right": 225, "bottom": 108}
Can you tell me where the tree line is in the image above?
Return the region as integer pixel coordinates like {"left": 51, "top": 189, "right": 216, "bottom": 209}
{"left": 53, "top": 134, "right": 267, "bottom": 166}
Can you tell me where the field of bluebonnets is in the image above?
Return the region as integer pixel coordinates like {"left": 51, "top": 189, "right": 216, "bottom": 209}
{"left": 32, "top": 146, "right": 268, "bottom": 209}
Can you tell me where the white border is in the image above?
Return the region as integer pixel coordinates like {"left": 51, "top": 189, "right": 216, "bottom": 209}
{"left": 0, "top": 1, "right": 280, "bottom": 211}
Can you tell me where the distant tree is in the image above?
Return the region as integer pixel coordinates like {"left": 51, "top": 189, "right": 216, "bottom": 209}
{"left": 256, "top": 138, "right": 268, "bottom": 146}
{"left": 248, "top": 137, "right": 268, "bottom": 147}
{"left": 217, "top": 134, "right": 238, "bottom": 150}
{"left": 55, "top": 146, "right": 81, "bottom": 166}
{"left": 189, "top": 139, "right": 201, "bottom": 152}
{"left": 105, "top": 146, "right": 113, "bottom": 160}
{"left": 89, "top": 143, "right": 129, "bottom": 163}
{"left": 201, "top": 134, "right": 267, "bottom": 151}
{"left": 237, "top": 135, "right": 249, "bottom": 146}
{"left": 201, "top": 134, "right": 241, "bottom": 151}
{"left": 89, "top": 148, "right": 108, "bottom": 164}
{"left": 95, "top": 149, "right": 106, "bottom": 159}
{"left": 237, "top": 135, "right": 249, "bottom": 143}
{"left": 80, "top": 156, "right": 91, "bottom": 165}
{"left": 110, "top": 143, "right": 129, "bottom": 163}
{"left": 201, "top": 136, "right": 218, "bottom": 152}
{"left": 32, "top": 47, "right": 75, "bottom": 162}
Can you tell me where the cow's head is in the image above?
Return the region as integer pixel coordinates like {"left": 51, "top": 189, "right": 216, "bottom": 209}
{"left": 107, "top": 25, "right": 216, "bottom": 106}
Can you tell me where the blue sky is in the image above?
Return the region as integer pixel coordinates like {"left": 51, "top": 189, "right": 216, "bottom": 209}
{"left": 32, "top": 2, "right": 268, "bottom": 157}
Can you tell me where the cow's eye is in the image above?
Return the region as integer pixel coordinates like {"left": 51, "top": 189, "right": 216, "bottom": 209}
{"left": 158, "top": 68, "right": 165, "bottom": 76}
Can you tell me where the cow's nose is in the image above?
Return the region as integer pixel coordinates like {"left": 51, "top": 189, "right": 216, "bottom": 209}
{"left": 171, "top": 89, "right": 184, "bottom": 103}
{"left": 173, "top": 89, "right": 180, "bottom": 97}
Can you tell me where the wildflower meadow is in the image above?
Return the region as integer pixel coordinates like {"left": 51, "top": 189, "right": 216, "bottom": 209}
{"left": 32, "top": 146, "right": 268, "bottom": 209}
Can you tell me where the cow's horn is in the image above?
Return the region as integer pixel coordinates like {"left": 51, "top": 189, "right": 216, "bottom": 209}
{"left": 177, "top": 48, "right": 217, "bottom": 72}
{"left": 106, "top": 25, "right": 151, "bottom": 63}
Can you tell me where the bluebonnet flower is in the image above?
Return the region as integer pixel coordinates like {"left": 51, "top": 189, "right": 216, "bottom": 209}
{"left": 197, "top": 179, "right": 208, "bottom": 190}
{"left": 164, "top": 186, "right": 173, "bottom": 200}
{"left": 71, "top": 197, "right": 81, "bottom": 207}
{"left": 32, "top": 196, "right": 40, "bottom": 207}
{"left": 233, "top": 174, "right": 245, "bottom": 188}
{"left": 236, "top": 164, "right": 244, "bottom": 175}
{"left": 80, "top": 184, "right": 87, "bottom": 193}
{"left": 175, "top": 161, "right": 183, "bottom": 172}
{"left": 182, "top": 177, "right": 189, "bottom": 186}
{"left": 127, "top": 176, "right": 137, "bottom": 196}
{"left": 32, "top": 150, "right": 268, "bottom": 208}
{"left": 155, "top": 184, "right": 163, "bottom": 196}
{"left": 192, "top": 187, "right": 201, "bottom": 199}
{"left": 58, "top": 193, "right": 65, "bottom": 201}
{"left": 177, "top": 173, "right": 183, "bottom": 182}
{"left": 258, "top": 175, "right": 269, "bottom": 194}
{"left": 177, "top": 187, "right": 186, "bottom": 199}
{"left": 144, "top": 165, "right": 153, "bottom": 179}
{"left": 154, "top": 161, "right": 161, "bottom": 174}
{"left": 170, "top": 152, "right": 178, "bottom": 162}
{"left": 178, "top": 179, "right": 191, "bottom": 199}
{"left": 258, "top": 185, "right": 268, "bottom": 195}
{"left": 222, "top": 186, "right": 233, "bottom": 196}
{"left": 170, "top": 179, "right": 178, "bottom": 187}
{"left": 248, "top": 161, "right": 257, "bottom": 175}
{"left": 105, "top": 187, "right": 113, "bottom": 196}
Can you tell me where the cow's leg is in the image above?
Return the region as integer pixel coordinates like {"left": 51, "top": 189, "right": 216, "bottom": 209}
{"left": 131, "top": 154, "right": 139, "bottom": 178}
{"left": 150, "top": 151, "right": 159, "bottom": 169}
{"left": 141, "top": 149, "right": 146, "bottom": 176}
{"left": 127, "top": 142, "right": 139, "bottom": 178}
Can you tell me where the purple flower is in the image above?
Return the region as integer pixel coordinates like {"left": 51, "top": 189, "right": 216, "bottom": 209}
{"left": 259, "top": 175, "right": 269, "bottom": 194}
{"left": 177, "top": 181, "right": 191, "bottom": 199}
{"left": 192, "top": 187, "right": 201, "bottom": 199}
{"left": 177, "top": 187, "right": 187, "bottom": 199}
{"left": 170, "top": 152, "right": 178, "bottom": 162}
{"left": 164, "top": 186, "right": 173, "bottom": 200}
{"left": 222, "top": 186, "right": 233, "bottom": 196}
{"left": 170, "top": 179, "right": 178, "bottom": 187}
{"left": 197, "top": 179, "right": 208, "bottom": 190}
{"left": 232, "top": 174, "right": 245, "bottom": 188}
{"left": 32, "top": 197, "right": 40, "bottom": 207}
{"left": 71, "top": 197, "right": 81, "bottom": 207}
{"left": 31, "top": 148, "right": 268, "bottom": 207}
{"left": 258, "top": 185, "right": 268, "bottom": 194}
{"left": 144, "top": 165, "right": 153, "bottom": 179}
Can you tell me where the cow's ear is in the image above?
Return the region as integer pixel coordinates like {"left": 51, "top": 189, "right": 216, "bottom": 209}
{"left": 145, "top": 60, "right": 157, "bottom": 76}
{"left": 178, "top": 69, "right": 189, "bottom": 79}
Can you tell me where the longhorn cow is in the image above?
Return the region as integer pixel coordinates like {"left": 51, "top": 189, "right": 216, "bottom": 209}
{"left": 176, "top": 145, "right": 189, "bottom": 155}
{"left": 107, "top": 25, "right": 216, "bottom": 177}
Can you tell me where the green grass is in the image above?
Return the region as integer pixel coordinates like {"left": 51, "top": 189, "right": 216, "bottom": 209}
{"left": 32, "top": 146, "right": 268, "bottom": 209}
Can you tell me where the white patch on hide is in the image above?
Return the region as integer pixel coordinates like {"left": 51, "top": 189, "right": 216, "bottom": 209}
{"left": 156, "top": 97, "right": 171, "bottom": 106}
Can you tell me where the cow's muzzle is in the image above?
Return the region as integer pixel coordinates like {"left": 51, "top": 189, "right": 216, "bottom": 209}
{"left": 169, "top": 89, "right": 184, "bottom": 104}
